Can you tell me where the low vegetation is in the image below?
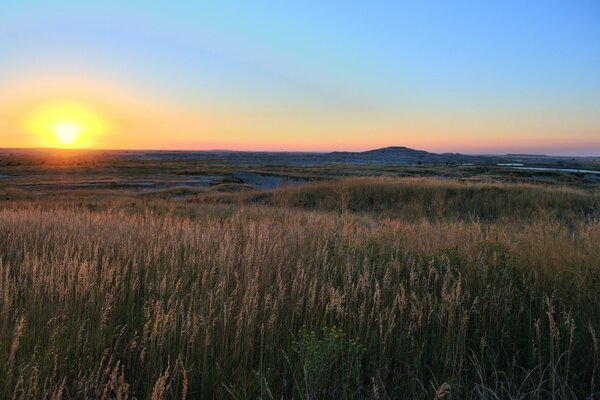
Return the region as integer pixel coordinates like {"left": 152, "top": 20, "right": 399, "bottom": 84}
{"left": 1, "top": 178, "right": 599, "bottom": 399}
{"left": 195, "top": 177, "right": 600, "bottom": 223}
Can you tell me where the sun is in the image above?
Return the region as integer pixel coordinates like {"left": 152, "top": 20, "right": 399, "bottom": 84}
{"left": 54, "top": 122, "right": 81, "bottom": 146}
{"left": 24, "top": 101, "right": 110, "bottom": 149}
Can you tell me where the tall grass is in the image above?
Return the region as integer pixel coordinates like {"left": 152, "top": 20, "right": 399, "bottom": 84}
{"left": 0, "top": 178, "right": 599, "bottom": 399}
{"left": 197, "top": 177, "right": 599, "bottom": 222}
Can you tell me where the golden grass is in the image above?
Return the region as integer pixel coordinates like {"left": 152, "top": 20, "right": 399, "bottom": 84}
{"left": 0, "top": 178, "right": 599, "bottom": 399}
{"left": 194, "top": 177, "right": 599, "bottom": 222}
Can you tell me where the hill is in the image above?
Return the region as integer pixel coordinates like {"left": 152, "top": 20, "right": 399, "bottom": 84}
{"left": 328, "top": 146, "right": 481, "bottom": 164}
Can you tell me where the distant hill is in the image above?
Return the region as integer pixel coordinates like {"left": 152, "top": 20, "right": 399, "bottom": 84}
{"left": 359, "top": 146, "right": 430, "bottom": 155}
{"left": 325, "top": 146, "right": 600, "bottom": 166}
{"left": 505, "top": 154, "right": 549, "bottom": 158}
{"left": 2, "top": 146, "right": 598, "bottom": 167}
{"left": 327, "top": 146, "right": 479, "bottom": 164}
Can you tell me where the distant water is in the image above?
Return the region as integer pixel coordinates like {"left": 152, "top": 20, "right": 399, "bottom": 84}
{"left": 511, "top": 167, "right": 600, "bottom": 174}
{"left": 232, "top": 171, "right": 307, "bottom": 189}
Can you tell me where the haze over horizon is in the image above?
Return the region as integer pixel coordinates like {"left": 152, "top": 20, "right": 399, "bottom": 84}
{"left": 1, "top": 1, "right": 599, "bottom": 155}
{"left": 2, "top": 145, "right": 600, "bottom": 158}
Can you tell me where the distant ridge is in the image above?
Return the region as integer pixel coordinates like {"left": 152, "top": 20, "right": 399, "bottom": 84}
{"left": 360, "top": 146, "right": 432, "bottom": 156}
{"left": 330, "top": 146, "right": 434, "bottom": 157}
{"left": 328, "top": 146, "right": 473, "bottom": 164}
{"left": 1, "top": 147, "right": 597, "bottom": 166}
{"left": 325, "top": 146, "right": 598, "bottom": 166}
{"left": 505, "top": 154, "right": 548, "bottom": 157}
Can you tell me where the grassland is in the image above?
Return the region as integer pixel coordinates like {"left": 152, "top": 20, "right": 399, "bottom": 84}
{"left": 1, "top": 158, "right": 600, "bottom": 398}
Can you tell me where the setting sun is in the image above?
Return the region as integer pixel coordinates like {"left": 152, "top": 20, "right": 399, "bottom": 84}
{"left": 54, "top": 122, "right": 81, "bottom": 146}
{"left": 23, "top": 101, "right": 110, "bottom": 149}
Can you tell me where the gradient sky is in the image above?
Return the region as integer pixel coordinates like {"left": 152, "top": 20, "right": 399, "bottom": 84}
{"left": 1, "top": 1, "right": 599, "bottom": 154}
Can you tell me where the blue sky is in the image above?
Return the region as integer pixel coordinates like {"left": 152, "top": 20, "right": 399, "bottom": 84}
{"left": 1, "top": 0, "right": 599, "bottom": 153}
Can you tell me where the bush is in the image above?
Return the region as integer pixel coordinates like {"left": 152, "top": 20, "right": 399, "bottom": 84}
{"left": 291, "top": 326, "right": 366, "bottom": 399}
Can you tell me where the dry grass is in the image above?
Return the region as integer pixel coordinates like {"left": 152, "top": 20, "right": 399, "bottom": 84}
{"left": 0, "top": 178, "right": 599, "bottom": 399}
{"left": 194, "top": 177, "right": 599, "bottom": 222}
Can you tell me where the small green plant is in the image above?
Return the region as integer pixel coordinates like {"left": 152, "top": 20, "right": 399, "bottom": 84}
{"left": 291, "top": 326, "right": 365, "bottom": 399}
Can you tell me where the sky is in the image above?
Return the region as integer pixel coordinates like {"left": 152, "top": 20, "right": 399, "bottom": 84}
{"left": 0, "top": 1, "right": 599, "bottom": 155}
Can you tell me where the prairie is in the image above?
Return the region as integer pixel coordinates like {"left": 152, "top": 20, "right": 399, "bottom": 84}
{"left": 0, "top": 176, "right": 599, "bottom": 399}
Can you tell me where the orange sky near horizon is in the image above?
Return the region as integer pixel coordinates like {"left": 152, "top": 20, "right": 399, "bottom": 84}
{"left": 1, "top": 76, "right": 598, "bottom": 155}
{"left": 2, "top": 2, "right": 600, "bottom": 155}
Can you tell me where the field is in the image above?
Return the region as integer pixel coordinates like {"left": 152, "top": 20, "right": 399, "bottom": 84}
{"left": 1, "top": 151, "right": 600, "bottom": 399}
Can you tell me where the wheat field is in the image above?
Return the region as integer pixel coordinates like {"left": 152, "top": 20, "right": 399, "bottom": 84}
{"left": 1, "top": 178, "right": 599, "bottom": 399}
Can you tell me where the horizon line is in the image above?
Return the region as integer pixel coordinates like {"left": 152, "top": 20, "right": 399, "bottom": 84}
{"left": 1, "top": 146, "right": 599, "bottom": 158}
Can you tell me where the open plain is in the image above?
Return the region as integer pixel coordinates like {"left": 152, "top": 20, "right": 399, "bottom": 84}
{"left": 1, "top": 149, "right": 599, "bottom": 399}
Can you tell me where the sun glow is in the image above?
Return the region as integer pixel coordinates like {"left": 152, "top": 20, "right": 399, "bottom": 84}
{"left": 25, "top": 102, "right": 110, "bottom": 148}
{"left": 54, "top": 122, "right": 81, "bottom": 145}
